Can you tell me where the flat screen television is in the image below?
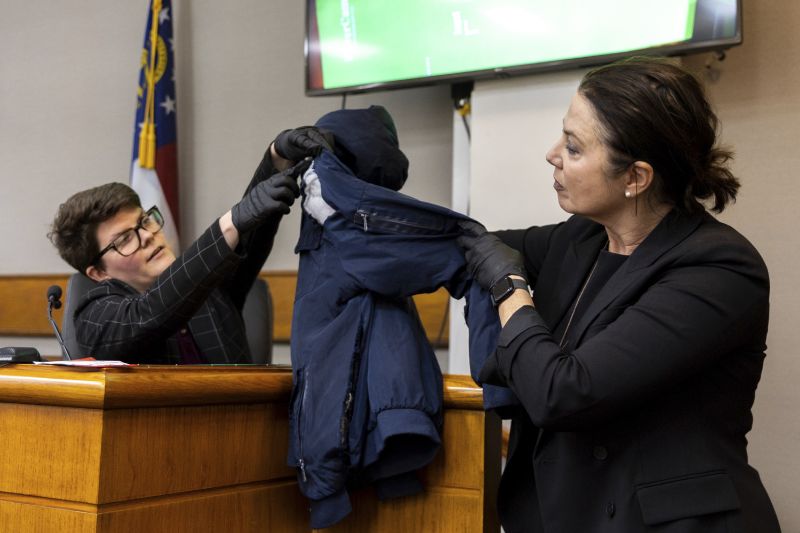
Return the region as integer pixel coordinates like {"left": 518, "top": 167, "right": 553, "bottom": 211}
{"left": 305, "top": 0, "right": 741, "bottom": 95}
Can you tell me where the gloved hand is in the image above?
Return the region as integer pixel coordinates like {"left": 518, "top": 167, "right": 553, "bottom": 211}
{"left": 231, "top": 159, "right": 310, "bottom": 234}
{"left": 457, "top": 220, "right": 526, "bottom": 290}
{"left": 272, "top": 126, "right": 334, "bottom": 162}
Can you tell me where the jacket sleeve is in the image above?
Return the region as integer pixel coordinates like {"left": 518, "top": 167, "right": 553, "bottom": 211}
{"left": 495, "top": 222, "right": 562, "bottom": 286}
{"left": 75, "top": 221, "right": 243, "bottom": 359}
{"left": 479, "top": 230, "right": 770, "bottom": 430}
{"left": 335, "top": 209, "right": 567, "bottom": 299}
{"left": 332, "top": 213, "right": 468, "bottom": 298}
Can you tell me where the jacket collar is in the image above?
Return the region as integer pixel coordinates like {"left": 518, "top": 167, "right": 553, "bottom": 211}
{"left": 566, "top": 209, "right": 705, "bottom": 347}
{"left": 543, "top": 229, "right": 608, "bottom": 329}
{"left": 624, "top": 208, "right": 706, "bottom": 272}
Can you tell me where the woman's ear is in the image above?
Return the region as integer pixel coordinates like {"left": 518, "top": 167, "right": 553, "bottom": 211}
{"left": 625, "top": 160, "right": 655, "bottom": 197}
{"left": 85, "top": 264, "right": 110, "bottom": 284}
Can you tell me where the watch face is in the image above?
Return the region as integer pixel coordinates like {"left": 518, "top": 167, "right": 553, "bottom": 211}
{"left": 491, "top": 277, "right": 514, "bottom": 305}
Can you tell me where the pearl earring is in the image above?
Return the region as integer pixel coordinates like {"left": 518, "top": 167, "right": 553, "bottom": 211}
{"left": 625, "top": 191, "right": 632, "bottom": 198}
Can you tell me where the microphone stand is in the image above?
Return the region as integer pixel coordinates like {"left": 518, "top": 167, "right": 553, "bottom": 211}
{"left": 47, "top": 297, "right": 72, "bottom": 360}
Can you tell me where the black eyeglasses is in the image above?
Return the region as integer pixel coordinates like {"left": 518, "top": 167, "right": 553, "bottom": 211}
{"left": 91, "top": 206, "right": 165, "bottom": 265}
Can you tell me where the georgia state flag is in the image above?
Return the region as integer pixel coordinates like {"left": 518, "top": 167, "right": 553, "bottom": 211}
{"left": 131, "top": 0, "right": 179, "bottom": 252}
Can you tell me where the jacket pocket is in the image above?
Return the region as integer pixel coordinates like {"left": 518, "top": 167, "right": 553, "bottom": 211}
{"left": 353, "top": 208, "right": 446, "bottom": 235}
{"left": 636, "top": 470, "right": 740, "bottom": 525}
{"left": 294, "top": 212, "right": 323, "bottom": 253}
{"left": 289, "top": 368, "right": 310, "bottom": 483}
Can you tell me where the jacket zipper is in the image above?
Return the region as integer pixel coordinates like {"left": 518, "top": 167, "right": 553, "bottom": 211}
{"left": 354, "top": 209, "right": 443, "bottom": 233}
{"left": 296, "top": 369, "right": 309, "bottom": 483}
{"left": 340, "top": 325, "right": 364, "bottom": 455}
{"left": 340, "top": 391, "right": 354, "bottom": 448}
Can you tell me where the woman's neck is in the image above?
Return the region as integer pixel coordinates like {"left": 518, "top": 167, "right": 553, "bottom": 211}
{"left": 605, "top": 204, "right": 672, "bottom": 256}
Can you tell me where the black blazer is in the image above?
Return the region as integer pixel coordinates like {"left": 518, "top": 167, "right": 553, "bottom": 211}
{"left": 74, "top": 221, "right": 248, "bottom": 363}
{"left": 483, "top": 210, "right": 780, "bottom": 533}
{"left": 73, "top": 153, "right": 282, "bottom": 364}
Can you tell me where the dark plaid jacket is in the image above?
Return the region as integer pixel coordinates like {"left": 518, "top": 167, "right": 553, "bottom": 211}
{"left": 73, "top": 155, "right": 281, "bottom": 364}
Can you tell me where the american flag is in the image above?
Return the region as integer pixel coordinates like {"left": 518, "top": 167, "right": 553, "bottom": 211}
{"left": 131, "top": 0, "right": 180, "bottom": 252}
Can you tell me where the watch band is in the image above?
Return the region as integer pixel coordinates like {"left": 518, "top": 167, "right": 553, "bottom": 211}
{"left": 508, "top": 278, "right": 530, "bottom": 292}
{"left": 490, "top": 276, "right": 530, "bottom": 307}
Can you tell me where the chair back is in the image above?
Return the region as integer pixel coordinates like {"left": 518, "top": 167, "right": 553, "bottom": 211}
{"left": 61, "top": 273, "right": 98, "bottom": 359}
{"left": 61, "top": 273, "right": 274, "bottom": 363}
{"left": 242, "top": 278, "right": 273, "bottom": 364}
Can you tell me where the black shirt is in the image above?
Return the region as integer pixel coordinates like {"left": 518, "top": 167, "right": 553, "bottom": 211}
{"left": 552, "top": 249, "right": 628, "bottom": 352}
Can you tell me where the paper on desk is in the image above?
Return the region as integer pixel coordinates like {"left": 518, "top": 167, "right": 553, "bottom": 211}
{"left": 34, "top": 358, "right": 134, "bottom": 367}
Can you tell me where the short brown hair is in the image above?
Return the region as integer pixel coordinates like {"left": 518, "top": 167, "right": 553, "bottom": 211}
{"left": 579, "top": 57, "right": 739, "bottom": 214}
{"left": 48, "top": 183, "right": 142, "bottom": 273}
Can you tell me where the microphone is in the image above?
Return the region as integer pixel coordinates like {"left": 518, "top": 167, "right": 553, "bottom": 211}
{"left": 47, "top": 285, "right": 71, "bottom": 360}
{"left": 47, "top": 285, "right": 62, "bottom": 309}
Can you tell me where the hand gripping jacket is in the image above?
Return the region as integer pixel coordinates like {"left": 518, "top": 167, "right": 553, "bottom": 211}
{"left": 287, "top": 107, "right": 515, "bottom": 528}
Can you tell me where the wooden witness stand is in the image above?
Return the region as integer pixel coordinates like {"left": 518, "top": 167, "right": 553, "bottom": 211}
{"left": 0, "top": 365, "right": 500, "bottom": 532}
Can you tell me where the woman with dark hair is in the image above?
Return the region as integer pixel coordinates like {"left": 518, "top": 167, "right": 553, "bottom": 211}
{"left": 459, "top": 58, "right": 780, "bottom": 532}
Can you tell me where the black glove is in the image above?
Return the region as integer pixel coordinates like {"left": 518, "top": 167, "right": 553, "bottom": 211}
{"left": 272, "top": 126, "right": 334, "bottom": 162}
{"left": 231, "top": 159, "right": 310, "bottom": 234}
{"left": 457, "top": 220, "right": 526, "bottom": 290}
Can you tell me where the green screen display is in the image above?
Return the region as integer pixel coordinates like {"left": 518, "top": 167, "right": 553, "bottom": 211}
{"left": 306, "top": 0, "right": 739, "bottom": 93}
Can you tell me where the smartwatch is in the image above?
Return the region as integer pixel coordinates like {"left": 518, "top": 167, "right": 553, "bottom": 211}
{"left": 490, "top": 276, "right": 530, "bottom": 307}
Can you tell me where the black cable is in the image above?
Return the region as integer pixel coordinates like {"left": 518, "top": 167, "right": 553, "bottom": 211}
{"left": 460, "top": 113, "right": 471, "bottom": 140}
{"left": 451, "top": 81, "right": 473, "bottom": 141}
{"left": 341, "top": 92, "right": 347, "bottom": 109}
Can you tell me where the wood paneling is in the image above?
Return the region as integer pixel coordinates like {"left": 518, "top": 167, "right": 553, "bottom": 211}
{"left": 265, "top": 271, "right": 299, "bottom": 344}
{"left": 95, "top": 482, "right": 308, "bottom": 533}
{"left": 0, "top": 273, "right": 450, "bottom": 345}
{"left": 422, "top": 410, "right": 486, "bottom": 490}
{"left": 0, "top": 483, "right": 308, "bottom": 533}
{"left": 0, "top": 403, "right": 103, "bottom": 502}
{"left": 0, "top": 274, "right": 68, "bottom": 336}
{"left": 0, "top": 366, "right": 500, "bottom": 532}
{"left": 98, "top": 403, "right": 293, "bottom": 503}
{"left": 0, "top": 498, "right": 97, "bottom": 533}
{"left": 412, "top": 289, "right": 450, "bottom": 347}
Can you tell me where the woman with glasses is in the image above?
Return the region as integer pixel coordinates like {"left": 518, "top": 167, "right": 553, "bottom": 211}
{"left": 47, "top": 127, "right": 330, "bottom": 364}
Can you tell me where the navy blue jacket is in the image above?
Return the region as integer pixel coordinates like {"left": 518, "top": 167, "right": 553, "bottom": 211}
{"left": 287, "top": 107, "right": 511, "bottom": 528}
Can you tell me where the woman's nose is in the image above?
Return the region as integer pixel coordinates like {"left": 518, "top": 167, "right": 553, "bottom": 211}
{"left": 545, "top": 142, "right": 561, "bottom": 168}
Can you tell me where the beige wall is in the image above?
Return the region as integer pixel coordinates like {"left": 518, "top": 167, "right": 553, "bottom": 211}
{"left": 1, "top": 0, "right": 798, "bottom": 530}
{"left": 0, "top": 0, "right": 453, "bottom": 275}
{"left": 683, "top": 2, "right": 800, "bottom": 528}
{"left": 467, "top": 2, "right": 800, "bottom": 527}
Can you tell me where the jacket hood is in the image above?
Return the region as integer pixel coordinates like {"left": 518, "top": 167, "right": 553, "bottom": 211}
{"left": 314, "top": 105, "right": 409, "bottom": 191}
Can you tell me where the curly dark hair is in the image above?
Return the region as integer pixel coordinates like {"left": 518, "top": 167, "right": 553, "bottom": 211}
{"left": 48, "top": 182, "right": 142, "bottom": 273}
{"left": 579, "top": 57, "right": 739, "bottom": 214}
